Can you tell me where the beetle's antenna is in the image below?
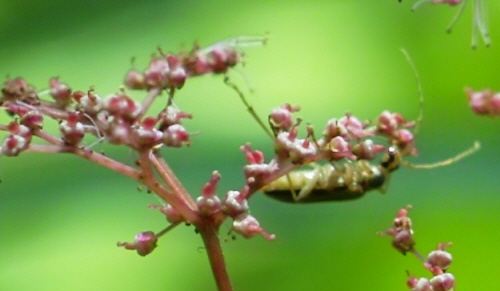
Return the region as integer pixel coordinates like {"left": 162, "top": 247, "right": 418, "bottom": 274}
{"left": 403, "top": 141, "right": 480, "bottom": 169}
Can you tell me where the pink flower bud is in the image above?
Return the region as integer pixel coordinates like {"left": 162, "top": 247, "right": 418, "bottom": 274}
{"left": 133, "top": 117, "right": 163, "bottom": 149}
{"left": 165, "top": 54, "right": 186, "bottom": 89}
{"left": 326, "top": 136, "right": 356, "bottom": 160}
{"left": 124, "top": 69, "right": 146, "bottom": 90}
{"left": 427, "top": 243, "right": 453, "bottom": 270}
{"left": 117, "top": 231, "right": 157, "bottom": 257}
{"left": 222, "top": 190, "right": 249, "bottom": 218}
{"left": 74, "top": 89, "right": 103, "bottom": 114}
{"left": 104, "top": 91, "right": 142, "bottom": 122}
{"left": 466, "top": 88, "right": 500, "bottom": 117}
{"left": 60, "top": 112, "right": 85, "bottom": 146}
{"left": 352, "top": 139, "right": 385, "bottom": 160}
{"left": 20, "top": 110, "right": 43, "bottom": 130}
{"left": 275, "top": 130, "right": 317, "bottom": 163}
{"left": 429, "top": 273, "right": 455, "bottom": 291}
{"left": 1, "top": 77, "right": 38, "bottom": 104}
{"left": 158, "top": 106, "right": 192, "bottom": 128}
{"left": 49, "top": 77, "right": 72, "bottom": 107}
{"left": 197, "top": 171, "right": 222, "bottom": 216}
{"left": 148, "top": 204, "right": 185, "bottom": 224}
{"left": 392, "top": 229, "right": 415, "bottom": 255}
{"left": 269, "top": 104, "right": 300, "bottom": 131}
{"left": 407, "top": 277, "right": 433, "bottom": 291}
{"left": 162, "top": 124, "right": 190, "bottom": 147}
{"left": 337, "top": 113, "right": 371, "bottom": 139}
{"left": 232, "top": 214, "right": 275, "bottom": 241}
{"left": 1, "top": 122, "right": 32, "bottom": 156}
{"left": 144, "top": 56, "right": 170, "bottom": 88}
{"left": 1, "top": 134, "right": 29, "bottom": 156}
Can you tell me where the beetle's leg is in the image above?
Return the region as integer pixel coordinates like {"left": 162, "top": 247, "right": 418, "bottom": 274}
{"left": 293, "top": 164, "right": 321, "bottom": 202}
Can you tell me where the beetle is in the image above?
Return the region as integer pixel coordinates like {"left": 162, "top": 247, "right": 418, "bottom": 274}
{"left": 261, "top": 146, "right": 401, "bottom": 203}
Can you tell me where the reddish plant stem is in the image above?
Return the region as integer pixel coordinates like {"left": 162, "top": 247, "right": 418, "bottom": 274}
{"left": 34, "top": 129, "right": 64, "bottom": 145}
{"left": 137, "top": 151, "right": 200, "bottom": 224}
{"left": 150, "top": 151, "right": 198, "bottom": 210}
{"left": 71, "top": 147, "right": 141, "bottom": 181}
{"left": 198, "top": 221, "right": 233, "bottom": 291}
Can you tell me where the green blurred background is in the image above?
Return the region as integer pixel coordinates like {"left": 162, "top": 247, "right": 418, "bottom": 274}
{"left": 1, "top": 1, "right": 499, "bottom": 290}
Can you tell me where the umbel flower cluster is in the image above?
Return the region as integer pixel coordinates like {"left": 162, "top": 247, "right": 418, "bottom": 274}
{"left": 379, "top": 206, "right": 455, "bottom": 291}
{"left": 0, "top": 37, "right": 477, "bottom": 291}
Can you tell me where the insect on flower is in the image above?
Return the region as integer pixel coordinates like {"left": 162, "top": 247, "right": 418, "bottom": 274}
{"left": 258, "top": 50, "right": 480, "bottom": 203}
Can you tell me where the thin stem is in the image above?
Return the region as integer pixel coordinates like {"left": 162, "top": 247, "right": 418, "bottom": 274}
{"left": 199, "top": 222, "right": 233, "bottom": 291}
{"left": 138, "top": 87, "right": 162, "bottom": 119}
{"left": 446, "top": 0, "right": 468, "bottom": 34}
{"left": 155, "top": 222, "right": 180, "bottom": 237}
{"left": 224, "top": 76, "right": 274, "bottom": 139}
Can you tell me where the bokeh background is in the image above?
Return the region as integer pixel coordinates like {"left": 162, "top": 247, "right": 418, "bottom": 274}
{"left": 1, "top": 1, "right": 499, "bottom": 290}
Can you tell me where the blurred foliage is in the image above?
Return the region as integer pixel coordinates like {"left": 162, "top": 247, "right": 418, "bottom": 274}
{"left": 0, "top": 0, "right": 499, "bottom": 290}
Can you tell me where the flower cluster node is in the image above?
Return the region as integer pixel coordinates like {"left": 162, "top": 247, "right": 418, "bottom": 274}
{"left": 117, "top": 231, "right": 158, "bottom": 257}
{"left": 232, "top": 214, "right": 275, "bottom": 241}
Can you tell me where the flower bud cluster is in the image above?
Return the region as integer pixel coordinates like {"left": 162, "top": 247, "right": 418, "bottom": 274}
{"left": 0, "top": 77, "right": 192, "bottom": 154}
{"left": 124, "top": 36, "right": 267, "bottom": 91}
{"left": 194, "top": 171, "right": 275, "bottom": 240}
{"left": 380, "top": 206, "right": 456, "bottom": 291}
{"left": 466, "top": 87, "right": 500, "bottom": 117}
